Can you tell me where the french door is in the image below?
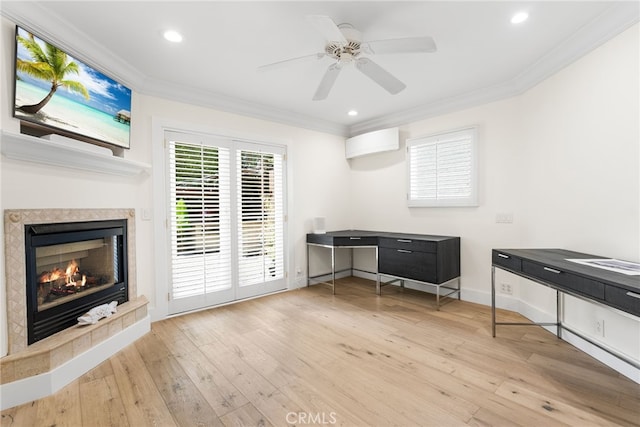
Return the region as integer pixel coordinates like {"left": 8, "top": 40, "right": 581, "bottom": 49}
{"left": 166, "top": 130, "right": 286, "bottom": 315}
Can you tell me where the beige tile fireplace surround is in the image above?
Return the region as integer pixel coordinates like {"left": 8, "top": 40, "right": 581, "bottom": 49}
{"left": 1, "top": 209, "right": 149, "bottom": 407}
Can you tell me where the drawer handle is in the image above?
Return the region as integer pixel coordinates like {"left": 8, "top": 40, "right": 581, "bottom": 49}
{"left": 498, "top": 253, "right": 510, "bottom": 259}
{"left": 627, "top": 291, "right": 640, "bottom": 300}
{"left": 397, "top": 249, "right": 412, "bottom": 254}
{"left": 397, "top": 239, "right": 412, "bottom": 243}
{"left": 543, "top": 267, "right": 562, "bottom": 274}
{"left": 349, "top": 237, "right": 361, "bottom": 240}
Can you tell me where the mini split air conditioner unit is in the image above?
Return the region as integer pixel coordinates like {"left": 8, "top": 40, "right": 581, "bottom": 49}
{"left": 345, "top": 127, "right": 399, "bottom": 159}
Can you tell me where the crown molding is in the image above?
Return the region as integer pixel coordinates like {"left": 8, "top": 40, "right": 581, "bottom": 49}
{"left": 349, "top": 2, "right": 639, "bottom": 136}
{"left": 348, "top": 80, "right": 520, "bottom": 137}
{"left": 137, "top": 76, "right": 350, "bottom": 136}
{"left": 3, "top": 2, "right": 637, "bottom": 139}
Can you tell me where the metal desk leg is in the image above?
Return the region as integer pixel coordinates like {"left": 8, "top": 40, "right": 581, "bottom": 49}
{"left": 557, "top": 290, "right": 562, "bottom": 339}
{"left": 331, "top": 246, "right": 336, "bottom": 295}
{"left": 306, "top": 243, "right": 310, "bottom": 287}
{"left": 375, "top": 247, "right": 380, "bottom": 295}
{"left": 350, "top": 248, "right": 354, "bottom": 277}
{"left": 491, "top": 266, "right": 496, "bottom": 337}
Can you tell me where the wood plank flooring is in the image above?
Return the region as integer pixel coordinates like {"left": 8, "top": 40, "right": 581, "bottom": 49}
{"left": 2, "top": 277, "right": 639, "bottom": 426}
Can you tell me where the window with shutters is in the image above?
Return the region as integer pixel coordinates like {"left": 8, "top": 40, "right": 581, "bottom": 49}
{"left": 169, "top": 138, "right": 232, "bottom": 300}
{"left": 407, "top": 126, "right": 478, "bottom": 207}
{"left": 237, "top": 149, "right": 285, "bottom": 287}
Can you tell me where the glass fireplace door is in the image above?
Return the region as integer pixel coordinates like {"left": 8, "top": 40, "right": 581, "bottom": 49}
{"left": 25, "top": 220, "right": 128, "bottom": 344}
{"left": 35, "top": 236, "right": 119, "bottom": 311}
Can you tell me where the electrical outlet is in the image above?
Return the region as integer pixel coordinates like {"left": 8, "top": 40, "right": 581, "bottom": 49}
{"left": 496, "top": 213, "right": 514, "bottom": 224}
{"left": 500, "top": 283, "right": 513, "bottom": 295}
{"left": 595, "top": 319, "right": 605, "bottom": 337}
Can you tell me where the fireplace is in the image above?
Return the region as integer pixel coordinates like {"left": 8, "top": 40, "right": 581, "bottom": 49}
{"left": 3, "top": 209, "right": 150, "bottom": 409}
{"left": 24, "top": 219, "right": 128, "bottom": 344}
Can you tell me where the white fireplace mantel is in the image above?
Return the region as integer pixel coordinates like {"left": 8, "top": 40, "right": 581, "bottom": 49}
{"left": 1, "top": 131, "right": 151, "bottom": 176}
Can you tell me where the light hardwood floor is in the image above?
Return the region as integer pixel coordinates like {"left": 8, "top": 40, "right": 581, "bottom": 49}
{"left": 2, "top": 277, "right": 639, "bottom": 426}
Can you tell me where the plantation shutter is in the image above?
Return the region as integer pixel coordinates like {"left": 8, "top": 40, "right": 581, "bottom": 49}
{"left": 236, "top": 147, "right": 285, "bottom": 287}
{"left": 408, "top": 127, "right": 478, "bottom": 207}
{"left": 168, "top": 134, "right": 232, "bottom": 300}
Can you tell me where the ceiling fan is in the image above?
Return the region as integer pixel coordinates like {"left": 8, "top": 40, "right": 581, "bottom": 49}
{"left": 259, "top": 15, "right": 437, "bottom": 101}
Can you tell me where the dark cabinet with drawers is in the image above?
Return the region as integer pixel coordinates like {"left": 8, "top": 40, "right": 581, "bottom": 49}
{"left": 492, "top": 248, "right": 640, "bottom": 317}
{"left": 378, "top": 235, "right": 460, "bottom": 285}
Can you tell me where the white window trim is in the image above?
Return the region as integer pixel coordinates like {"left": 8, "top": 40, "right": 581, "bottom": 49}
{"left": 407, "top": 126, "right": 478, "bottom": 208}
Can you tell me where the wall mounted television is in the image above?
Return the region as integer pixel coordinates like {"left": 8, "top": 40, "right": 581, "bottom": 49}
{"left": 13, "top": 25, "right": 132, "bottom": 149}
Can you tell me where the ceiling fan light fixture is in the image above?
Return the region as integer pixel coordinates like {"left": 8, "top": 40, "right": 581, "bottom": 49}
{"left": 163, "top": 30, "right": 183, "bottom": 43}
{"left": 339, "top": 52, "right": 355, "bottom": 65}
{"left": 511, "top": 11, "right": 529, "bottom": 24}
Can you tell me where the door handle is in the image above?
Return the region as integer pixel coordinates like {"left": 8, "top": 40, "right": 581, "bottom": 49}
{"left": 397, "top": 249, "right": 412, "bottom": 254}
{"left": 397, "top": 239, "right": 412, "bottom": 243}
{"left": 349, "top": 237, "right": 361, "bottom": 240}
{"left": 626, "top": 291, "right": 640, "bottom": 300}
{"left": 498, "top": 253, "right": 510, "bottom": 259}
{"left": 543, "top": 267, "right": 562, "bottom": 274}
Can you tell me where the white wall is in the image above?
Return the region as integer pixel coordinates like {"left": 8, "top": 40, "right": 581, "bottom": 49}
{"left": 0, "top": 17, "right": 8, "bottom": 358}
{"left": 518, "top": 22, "right": 639, "bottom": 362}
{"left": 349, "top": 24, "right": 639, "bottom": 365}
{"left": 349, "top": 98, "right": 525, "bottom": 297}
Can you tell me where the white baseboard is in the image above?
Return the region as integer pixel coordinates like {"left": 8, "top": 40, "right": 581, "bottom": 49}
{"left": 561, "top": 328, "right": 639, "bottom": 383}
{"left": 0, "top": 315, "right": 151, "bottom": 411}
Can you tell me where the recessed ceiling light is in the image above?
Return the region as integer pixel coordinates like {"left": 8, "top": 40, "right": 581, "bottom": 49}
{"left": 511, "top": 11, "right": 529, "bottom": 24}
{"left": 163, "top": 30, "right": 183, "bottom": 43}
{"left": 348, "top": 110, "right": 358, "bottom": 116}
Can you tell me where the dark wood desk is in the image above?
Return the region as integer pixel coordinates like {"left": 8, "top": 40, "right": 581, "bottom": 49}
{"left": 492, "top": 248, "right": 640, "bottom": 368}
{"left": 307, "top": 230, "right": 460, "bottom": 308}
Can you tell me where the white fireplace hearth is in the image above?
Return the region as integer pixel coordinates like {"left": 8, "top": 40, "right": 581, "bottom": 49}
{"left": 1, "top": 209, "right": 150, "bottom": 410}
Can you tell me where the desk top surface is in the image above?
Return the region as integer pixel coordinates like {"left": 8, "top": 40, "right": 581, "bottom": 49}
{"left": 307, "top": 230, "right": 458, "bottom": 245}
{"left": 494, "top": 248, "right": 639, "bottom": 291}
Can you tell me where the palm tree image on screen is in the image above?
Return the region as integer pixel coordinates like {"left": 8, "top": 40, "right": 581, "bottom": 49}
{"left": 16, "top": 32, "right": 89, "bottom": 114}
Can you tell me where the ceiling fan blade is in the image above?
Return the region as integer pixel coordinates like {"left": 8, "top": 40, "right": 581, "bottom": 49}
{"left": 313, "top": 63, "right": 342, "bottom": 101}
{"left": 355, "top": 57, "right": 406, "bottom": 95}
{"left": 258, "top": 52, "right": 325, "bottom": 72}
{"left": 306, "top": 15, "right": 347, "bottom": 44}
{"left": 362, "top": 36, "right": 437, "bottom": 55}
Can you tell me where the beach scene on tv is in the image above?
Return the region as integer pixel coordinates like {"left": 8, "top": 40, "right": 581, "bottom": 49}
{"left": 14, "top": 27, "right": 132, "bottom": 148}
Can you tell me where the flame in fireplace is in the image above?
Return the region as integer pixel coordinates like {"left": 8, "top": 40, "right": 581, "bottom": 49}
{"left": 39, "top": 259, "right": 79, "bottom": 285}
{"left": 65, "top": 260, "right": 79, "bottom": 279}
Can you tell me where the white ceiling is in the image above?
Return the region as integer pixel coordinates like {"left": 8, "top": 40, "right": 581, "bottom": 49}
{"left": 2, "top": 1, "right": 638, "bottom": 136}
